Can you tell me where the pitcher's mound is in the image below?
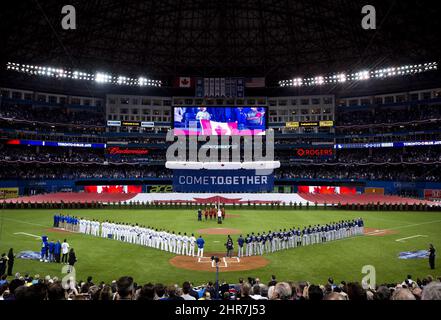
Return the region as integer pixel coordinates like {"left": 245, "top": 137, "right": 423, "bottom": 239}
{"left": 170, "top": 252, "right": 269, "bottom": 272}
{"left": 364, "top": 227, "right": 398, "bottom": 236}
{"left": 197, "top": 228, "right": 242, "bottom": 235}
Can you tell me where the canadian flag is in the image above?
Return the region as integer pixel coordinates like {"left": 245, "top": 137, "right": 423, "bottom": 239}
{"left": 200, "top": 120, "right": 237, "bottom": 135}
{"left": 178, "top": 77, "right": 192, "bottom": 88}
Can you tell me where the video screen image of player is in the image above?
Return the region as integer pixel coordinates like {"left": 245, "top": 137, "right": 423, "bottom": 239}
{"left": 173, "top": 107, "right": 267, "bottom": 136}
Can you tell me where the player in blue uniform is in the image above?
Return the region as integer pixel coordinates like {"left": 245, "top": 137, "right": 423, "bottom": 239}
{"left": 245, "top": 234, "right": 251, "bottom": 256}
{"left": 196, "top": 235, "right": 205, "bottom": 257}
{"left": 251, "top": 233, "right": 257, "bottom": 256}
{"left": 237, "top": 235, "right": 245, "bottom": 258}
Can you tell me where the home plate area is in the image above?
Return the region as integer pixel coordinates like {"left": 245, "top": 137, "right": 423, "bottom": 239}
{"left": 169, "top": 253, "right": 269, "bottom": 272}
{"left": 198, "top": 256, "right": 241, "bottom": 268}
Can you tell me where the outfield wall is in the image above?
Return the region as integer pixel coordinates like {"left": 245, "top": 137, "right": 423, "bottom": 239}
{"left": 2, "top": 192, "right": 438, "bottom": 207}
{"left": 1, "top": 179, "right": 441, "bottom": 199}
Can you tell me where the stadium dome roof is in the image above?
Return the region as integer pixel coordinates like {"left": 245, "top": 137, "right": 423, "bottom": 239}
{"left": 1, "top": 0, "right": 440, "bottom": 83}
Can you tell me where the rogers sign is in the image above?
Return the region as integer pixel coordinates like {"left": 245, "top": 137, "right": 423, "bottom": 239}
{"left": 108, "top": 147, "right": 149, "bottom": 155}
{"left": 296, "top": 148, "right": 333, "bottom": 157}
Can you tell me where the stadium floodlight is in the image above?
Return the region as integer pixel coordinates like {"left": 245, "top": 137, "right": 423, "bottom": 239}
{"left": 203, "top": 162, "right": 242, "bottom": 170}
{"left": 315, "top": 76, "right": 324, "bottom": 85}
{"left": 5, "top": 62, "right": 162, "bottom": 87}
{"left": 336, "top": 73, "right": 347, "bottom": 83}
{"left": 117, "top": 76, "right": 128, "bottom": 85}
{"left": 292, "top": 78, "right": 303, "bottom": 87}
{"left": 357, "top": 70, "right": 370, "bottom": 80}
{"left": 279, "top": 61, "right": 438, "bottom": 87}
{"left": 165, "top": 161, "right": 204, "bottom": 170}
{"left": 138, "top": 77, "right": 150, "bottom": 86}
{"left": 241, "top": 161, "right": 281, "bottom": 170}
{"left": 95, "top": 72, "right": 112, "bottom": 83}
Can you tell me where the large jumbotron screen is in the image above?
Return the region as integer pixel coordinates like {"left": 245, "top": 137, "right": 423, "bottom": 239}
{"left": 172, "top": 106, "right": 267, "bottom": 135}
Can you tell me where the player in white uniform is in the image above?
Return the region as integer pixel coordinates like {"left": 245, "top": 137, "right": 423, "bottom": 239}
{"left": 170, "top": 232, "right": 176, "bottom": 253}
{"left": 182, "top": 233, "right": 189, "bottom": 256}
{"left": 176, "top": 232, "right": 183, "bottom": 255}
{"left": 163, "top": 232, "right": 169, "bottom": 252}
{"left": 189, "top": 233, "right": 196, "bottom": 256}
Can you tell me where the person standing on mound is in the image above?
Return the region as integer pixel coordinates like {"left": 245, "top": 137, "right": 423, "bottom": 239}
{"left": 196, "top": 236, "right": 205, "bottom": 257}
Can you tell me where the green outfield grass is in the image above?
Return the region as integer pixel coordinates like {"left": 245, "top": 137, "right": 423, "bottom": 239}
{"left": 0, "top": 208, "right": 440, "bottom": 286}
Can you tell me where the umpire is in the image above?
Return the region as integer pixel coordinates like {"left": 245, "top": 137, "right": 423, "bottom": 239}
{"left": 225, "top": 235, "right": 234, "bottom": 258}
{"left": 429, "top": 244, "right": 436, "bottom": 270}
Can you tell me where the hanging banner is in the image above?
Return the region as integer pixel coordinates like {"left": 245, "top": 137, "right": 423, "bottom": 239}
{"left": 173, "top": 169, "right": 274, "bottom": 193}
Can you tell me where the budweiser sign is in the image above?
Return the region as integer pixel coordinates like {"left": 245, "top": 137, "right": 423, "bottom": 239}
{"left": 108, "top": 147, "right": 149, "bottom": 155}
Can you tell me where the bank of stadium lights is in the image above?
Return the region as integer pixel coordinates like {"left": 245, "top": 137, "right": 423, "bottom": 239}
{"left": 95, "top": 72, "right": 112, "bottom": 83}
{"left": 279, "top": 62, "right": 438, "bottom": 87}
{"left": 6, "top": 62, "right": 162, "bottom": 87}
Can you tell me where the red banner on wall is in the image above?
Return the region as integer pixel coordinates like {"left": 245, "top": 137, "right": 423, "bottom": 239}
{"left": 298, "top": 186, "right": 357, "bottom": 195}
{"left": 84, "top": 185, "right": 142, "bottom": 194}
{"left": 424, "top": 189, "right": 441, "bottom": 200}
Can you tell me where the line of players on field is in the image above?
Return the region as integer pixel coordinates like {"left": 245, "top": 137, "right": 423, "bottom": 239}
{"left": 54, "top": 214, "right": 205, "bottom": 257}
{"left": 236, "top": 218, "right": 364, "bottom": 257}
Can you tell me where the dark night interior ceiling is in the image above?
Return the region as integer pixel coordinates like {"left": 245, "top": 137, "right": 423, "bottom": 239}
{"left": 1, "top": 0, "right": 440, "bottom": 83}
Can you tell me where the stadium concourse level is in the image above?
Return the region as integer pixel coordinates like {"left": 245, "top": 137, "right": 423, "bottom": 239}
{"left": 0, "top": 164, "right": 170, "bottom": 180}
{"left": 1, "top": 163, "right": 441, "bottom": 183}
{"left": 1, "top": 146, "right": 441, "bottom": 163}
{"left": 336, "top": 104, "right": 441, "bottom": 126}
{"left": 1, "top": 273, "right": 440, "bottom": 301}
{"left": 1, "top": 144, "right": 441, "bottom": 181}
{"left": 0, "top": 104, "right": 105, "bottom": 127}
{"left": 2, "top": 99, "right": 441, "bottom": 128}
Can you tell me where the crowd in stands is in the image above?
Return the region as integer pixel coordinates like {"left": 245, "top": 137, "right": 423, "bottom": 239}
{"left": 333, "top": 149, "right": 441, "bottom": 164}
{"left": 0, "top": 273, "right": 440, "bottom": 300}
{"left": 0, "top": 147, "right": 104, "bottom": 163}
{"left": 0, "top": 118, "right": 106, "bottom": 135}
{"left": 278, "top": 148, "right": 441, "bottom": 165}
{"left": 275, "top": 165, "right": 441, "bottom": 182}
{"left": 0, "top": 164, "right": 171, "bottom": 179}
{"left": 1, "top": 161, "right": 440, "bottom": 182}
{"left": 2, "top": 144, "right": 441, "bottom": 165}
{"left": 336, "top": 104, "right": 441, "bottom": 126}
{"left": 0, "top": 129, "right": 107, "bottom": 144}
{"left": 336, "top": 122, "right": 441, "bottom": 137}
{"left": 0, "top": 104, "right": 105, "bottom": 126}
